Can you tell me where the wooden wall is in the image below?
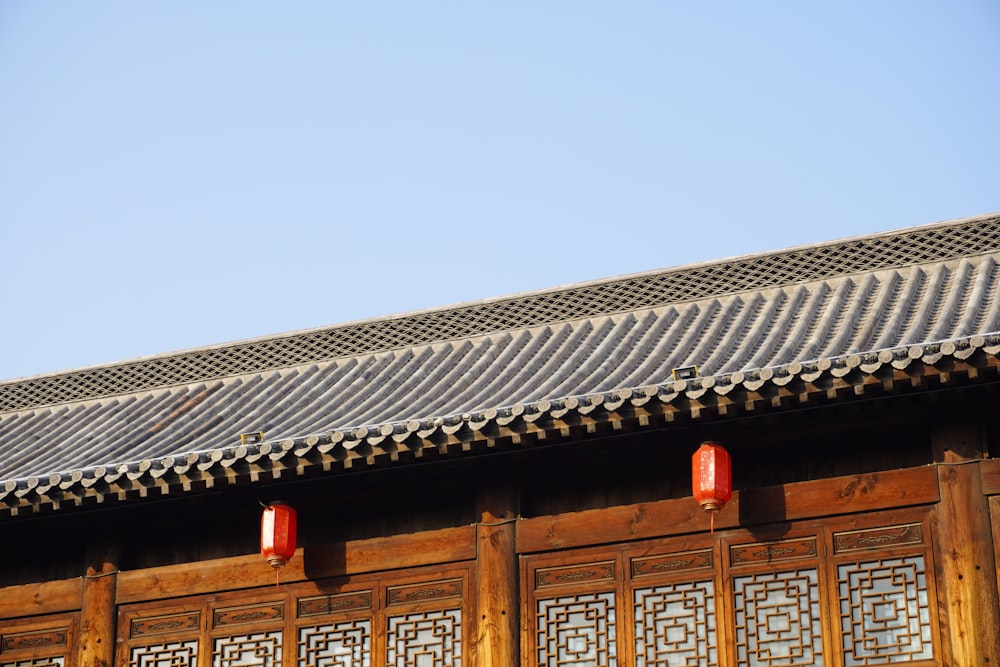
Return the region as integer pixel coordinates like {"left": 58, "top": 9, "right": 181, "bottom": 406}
{"left": 0, "top": 384, "right": 998, "bottom": 666}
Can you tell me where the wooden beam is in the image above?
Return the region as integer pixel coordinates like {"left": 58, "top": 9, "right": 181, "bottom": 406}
{"left": 932, "top": 420, "right": 1000, "bottom": 665}
{"left": 517, "top": 466, "right": 939, "bottom": 553}
{"left": 0, "top": 578, "right": 82, "bottom": 620}
{"left": 474, "top": 485, "right": 519, "bottom": 667}
{"left": 77, "top": 543, "right": 118, "bottom": 667}
{"left": 116, "top": 524, "right": 476, "bottom": 605}
{"left": 980, "top": 457, "right": 1000, "bottom": 496}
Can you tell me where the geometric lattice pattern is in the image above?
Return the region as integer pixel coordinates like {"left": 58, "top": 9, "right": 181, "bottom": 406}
{"left": 0, "top": 659, "right": 65, "bottom": 667}
{"left": 634, "top": 580, "right": 716, "bottom": 667}
{"left": 838, "top": 557, "right": 933, "bottom": 665}
{"left": 5, "top": 214, "right": 998, "bottom": 411}
{"left": 386, "top": 609, "right": 461, "bottom": 667}
{"left": 298, "top": 620, "right": 371, "bottom": 667}
{"left": 213, "top": 632, "right": 282, "bottom": 667}
{"left": 733, "top": 569, "right": 824, "bottom": 667}
{"left": 537, "top": 592, "right": 617, "bottom": 667}
{"left": 129, "top": 641, "right": 198, "bottom": 667}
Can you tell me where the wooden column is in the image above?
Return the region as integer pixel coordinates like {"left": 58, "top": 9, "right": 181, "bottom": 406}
{"left": 932, "top": 418, "right": 1000, "bottom": 665}
{"left": 77, "top": 543, "right": 119, "bottom": 667}
{"left": 474, "top": 485, "right": 519, "bottom": 667}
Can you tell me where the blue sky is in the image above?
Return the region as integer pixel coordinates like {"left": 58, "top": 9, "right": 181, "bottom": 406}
{"left": 2, "top": 2, "right": 999, "bottom": 381}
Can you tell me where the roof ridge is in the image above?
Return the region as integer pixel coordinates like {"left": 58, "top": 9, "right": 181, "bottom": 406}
{"left": 3, "top": 212, "right": 1000, "bottom": 412}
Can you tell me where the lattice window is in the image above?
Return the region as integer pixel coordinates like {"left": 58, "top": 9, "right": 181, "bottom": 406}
{"left": 536, "top": 592, "right": 617, "bottom": 667}
{"left": 118, "top": 566, "right": 469, "bottom": 667}
{"left": 130, "top": 640, "right": 198, "bottom": 667}
{"left": 298, "top": 619, "right": 371, "bottom": 667}
{"left": 523, "top": 509, "right": 939, "bottom": 667}
{"left": 837, "top": 557, "right": 932, "bottom": 665}
{"left": 732, "top": 569, "right": 823, "bottom": 667}
{"left": 214, "top": 631, "right": 282, "bottom": 667}
{"left": 386, "top": 609, "right": 462, "bottom": 667}
{"left": 634, "top": 580, "right": 716, "bottom": 667}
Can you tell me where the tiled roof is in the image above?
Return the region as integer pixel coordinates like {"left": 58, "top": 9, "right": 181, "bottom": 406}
{"left": 2, "top": 212, "right": 1000, "bottom": 516}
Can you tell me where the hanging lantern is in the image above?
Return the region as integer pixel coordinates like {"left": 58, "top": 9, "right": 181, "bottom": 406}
{"left": 692, "top": 442, "right": 732, "bottom": 532}
{"left": 261, "top": 501, "right": 297, "bottom": 570}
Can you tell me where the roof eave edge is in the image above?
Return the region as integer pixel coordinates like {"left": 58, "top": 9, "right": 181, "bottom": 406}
{"left": 3, "top": 331, "right": 999, "bottom": 519}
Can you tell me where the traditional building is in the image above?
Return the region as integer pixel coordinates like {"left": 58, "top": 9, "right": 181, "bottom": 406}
{"left": 2, "top": 213, "right": 1000, "bottom": 667}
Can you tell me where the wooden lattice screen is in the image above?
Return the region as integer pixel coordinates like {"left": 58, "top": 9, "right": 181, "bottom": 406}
{"left": 522, "top": 507, "right": 939, "bottom": 667}
{"left": 117, "top": 565, "right": 471, "bottom": 667}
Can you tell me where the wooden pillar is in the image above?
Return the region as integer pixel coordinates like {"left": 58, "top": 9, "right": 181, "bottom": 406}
{"left": 932, "top": 418, "right": 1000, "bottom": 665}
{"left": 77, "top": 543, "right": 119, "bottom": 667}
{"left": 474, "top": 485, "right": 519, "bottom": 667}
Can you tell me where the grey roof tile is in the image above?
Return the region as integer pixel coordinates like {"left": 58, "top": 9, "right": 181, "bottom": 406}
{"left": 2, "top": 214, "right": 1000, "bottom": 514}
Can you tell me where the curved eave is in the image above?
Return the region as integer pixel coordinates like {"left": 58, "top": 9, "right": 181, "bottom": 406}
{"left": 4, "top": 333, "right": 999, "bottom": 518}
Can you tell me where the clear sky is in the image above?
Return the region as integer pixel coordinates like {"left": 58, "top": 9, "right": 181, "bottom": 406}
{"left": 2, "top": 2, "right": 998, "bottom": 382}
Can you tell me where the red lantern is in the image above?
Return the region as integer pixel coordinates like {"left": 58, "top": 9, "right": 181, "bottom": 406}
{"left": 261, "top": 501, "right": 297, "bottom": 570}
{"left": 692, "top": 442, "right": 732, "bottom": 532}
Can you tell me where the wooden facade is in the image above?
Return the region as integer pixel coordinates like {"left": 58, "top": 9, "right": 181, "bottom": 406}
{"left": 2, "top": 214, "right": 1000, "bottom": 666}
